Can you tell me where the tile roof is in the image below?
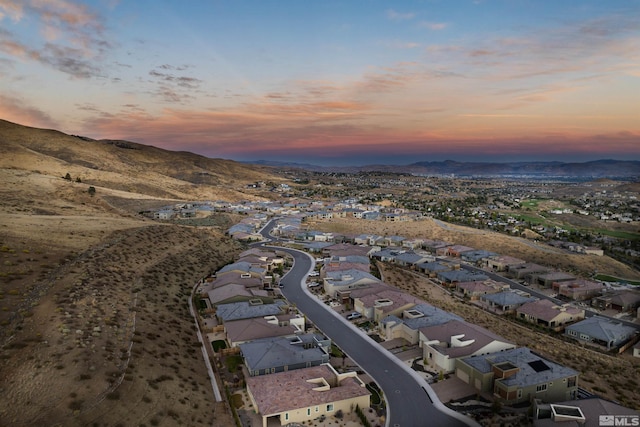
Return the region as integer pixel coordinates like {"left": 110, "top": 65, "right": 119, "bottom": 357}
{"left": 246, "top": 364, "right": 370, "bottom": 416}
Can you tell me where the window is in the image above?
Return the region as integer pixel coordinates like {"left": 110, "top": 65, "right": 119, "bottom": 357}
{"left": 315, "top": 406, "right": 319, "bottom": 412}
{"left": 307, "top": 408, "right": 311, "bottom": 416}
{"left": 536, "top": 384, "right": 547, "bottom": 393}
{"left": 326, "top": 404, "right": 334, "bottom": 412}
{"left": 517, "top": 389, "right": 522, "bottom": 399}
{"left": 285, "top": 413, "right": 289, "bottom": 421}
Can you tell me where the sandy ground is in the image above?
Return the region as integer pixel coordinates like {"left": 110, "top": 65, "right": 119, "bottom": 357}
{"left": 0, "top": 204, "right": 245, "bottom": 426}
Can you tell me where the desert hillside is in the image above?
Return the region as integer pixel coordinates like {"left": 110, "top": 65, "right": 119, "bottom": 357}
{"left": 0, "top": 119, "right": 283, "bottom": 202}
{"left": 0, "top": 119, "right": 278, "bottom": 425}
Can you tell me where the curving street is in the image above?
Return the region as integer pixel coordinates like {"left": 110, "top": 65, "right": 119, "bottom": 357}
{"left": 257, "top": 222, "right": 477, "bottom": 427}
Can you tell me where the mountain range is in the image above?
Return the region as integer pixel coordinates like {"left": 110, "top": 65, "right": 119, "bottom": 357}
{"left": 248, "top": 159, "right": 640, "bottom": 179}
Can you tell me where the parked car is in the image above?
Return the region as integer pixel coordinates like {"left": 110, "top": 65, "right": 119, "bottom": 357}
{"left": 346, "top": 312, "right": 362, "bottom": 320}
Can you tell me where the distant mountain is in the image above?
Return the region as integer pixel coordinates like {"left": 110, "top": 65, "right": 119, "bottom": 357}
{"left": 248, "top": 159, "right": 640, "bottom": 179}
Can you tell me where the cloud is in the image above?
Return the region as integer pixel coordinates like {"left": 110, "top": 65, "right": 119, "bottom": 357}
{"left": 0, "top": 0, "right": 111, "bottom": 78}
{"left": 419, "top": 21, "right": 448, "bottom": 31}
{"left": 386, "top": 9, "right": 415, "bottom": 22}
{"left": 0, "top": 94, "right": 56, "bottom": 128}
{"left": 0, "top": 0, "right": 24, "bottom": 21}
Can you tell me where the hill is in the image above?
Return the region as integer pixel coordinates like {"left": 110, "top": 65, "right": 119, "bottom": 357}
{"left": 0, "top": 119, "right": 281, "bottom": 203}
{"left": 0, "top": 119, "right": 280, "bottom": 426}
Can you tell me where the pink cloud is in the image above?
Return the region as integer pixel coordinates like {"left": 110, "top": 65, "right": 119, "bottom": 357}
{"left": 0, "top": 94, "right": 56, "bottom": 129}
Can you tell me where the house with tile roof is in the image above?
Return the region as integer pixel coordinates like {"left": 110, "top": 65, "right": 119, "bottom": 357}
{"left": 215, "top": 300, "right": 288, "bottom": 323}
{"left": 516, "top": 299, "right": 585, "bottom": 331}
{"left": 437, "top": 269, "right": 489, "bottom": 287}
{"left": 455, "top": 279, "right": 509, "bottom": 300}
{"left": 486, "top": 255, "right": 527, "bottom": 272}
{"left": 564, "top": 316, "right": 638, "bottom": 350}
{"left": 351, "top": 285, "right": 422, "bottom": 323}
{"left": 246, "top": 364, "right": 370, "bottom": 427}
{"left": 507, "top": 262, "right": 550, "bottom": 281}
{"left": 224, "top": 314, "right": 304, "bottom": 347}
{"left": 380, "top": 303, "right": 463, "bottom": 344}
{"left": 420, "top": 320, "right": 516, "bottom": 374}
{"left": 552, "top": 279, "right": 604, "bottom": 301}
{"left": 480, "top": 291, "right": 536, "bottom": 314}
{"left": 240, "top": 333, "right": 331, "bottom": 376}
{"left": 536, "top": 271, "right": 576, "bottom": 288}
{"left": 322, "top": 269, "right": 381, "bottom": 297}
{"left": 456, "top": 347, "right": 579, "bottom": 405}
{"left": 593, "top": 290, "right": 640, "bottom": 313}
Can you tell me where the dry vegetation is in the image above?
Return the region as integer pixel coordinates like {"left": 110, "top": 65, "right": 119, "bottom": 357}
{"left": 0, "top": 120, "right": 272, "bottom": 426}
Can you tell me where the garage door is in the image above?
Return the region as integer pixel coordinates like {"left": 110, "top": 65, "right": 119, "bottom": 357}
{"left": 456, "top": 369, "right": 469, "bottom": 384}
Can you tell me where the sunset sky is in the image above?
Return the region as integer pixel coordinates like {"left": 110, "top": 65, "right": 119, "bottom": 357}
{"left": 1, "top": 0, "right": 639, "bottom": 165}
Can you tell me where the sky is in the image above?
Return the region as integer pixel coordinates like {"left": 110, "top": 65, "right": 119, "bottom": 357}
{"left": 1, "top": 0, "right": 639, "bottom": 166}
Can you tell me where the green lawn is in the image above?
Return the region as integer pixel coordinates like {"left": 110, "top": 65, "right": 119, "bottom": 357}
{"left": 594, "top": 274, "right": 640, "bottom": 286}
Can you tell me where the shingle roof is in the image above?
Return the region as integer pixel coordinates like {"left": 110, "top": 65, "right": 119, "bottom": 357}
{"left": 565, "top": 316, "right": 637, "bottom": 344}
{"left": 216, "top": 300, "right": 286, "bottom": 322}
{"left": 240, "top": 334, "right": 329, "bottom": 373}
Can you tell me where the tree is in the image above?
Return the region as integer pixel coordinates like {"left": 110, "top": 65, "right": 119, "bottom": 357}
{"left": 75, "top": 177, "right": 82, "bottom": 183}
{"left": 88, "top": 186, "right": 96, "bottom": 196}
{"left": 64, "top": 172, "right": 72, "bottom": 181}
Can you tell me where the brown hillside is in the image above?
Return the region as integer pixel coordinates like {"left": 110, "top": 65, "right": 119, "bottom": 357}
{"left": 0, "top": 118, "right": 282, "bottom": 201}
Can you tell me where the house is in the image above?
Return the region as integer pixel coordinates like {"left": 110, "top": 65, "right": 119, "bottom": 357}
{"left": 552, "top": 279, "right": 604, "bottom": 301}
{"left": 380, "top": 303, "right": 463, "bottom": 344}
{"left": 507, "top": 263, "right": 550, "bottom": 281}
{"left": 394, "top": 251, "right": 430, "bottom": 268}
{"left": 440, "top": 244, "right": 475, "bottom": 257}
{"left": 436, "top": 270, "right": 488, "bottom": 287}
{"left": 480, "top": 291, "right": 536, "bottom": 314}
{"left": 240, "top": 333, "right": 331, "bottom": 376}
{"left": 486, "top": 255, "right": 527, "bottom": 272}
{"left": 207, "top": 283, "right": 271, "bottom": 306}
{"left": 536, "top": 272, "right": 576, "bottom": 288}
{"left": 351, "top": 285, "right": 422, "bottom": 323}
{"left": 246, "top": 364, "right": 370, "bottom": 427}
{"left": 564, "top": 316, "right": 638, "bottom": 350}
{"left": 421, "top": 239, "right": 452, "bottom": 254}
{"left": 420, "top": 320, "right": 516, "bottom": 374}
{"left": 455, "top": 279, "right": 509, "bottom": 300}
{"left": 516, "top": 299, "right": 584, "bottom": 331}
{"left": 224, "top": 315, "right": 304, "bottom": 347}
{"left": 322, "top": 269, "right": 381, "bottom": 298}
{"left": 460, "top": 250, "right": 497, "bottom": 265}
{"left": 417, "top": 261, "right": 454, "bottom": 277}
{"left": 456, "top": 347, "right": 579, "bottom": 405}
{"left": 215, "top": 300, "right": 288, "bottom": 323}
{"left": 592, "top": 290, "right": 640, "bottom": 313}
{"left": 321, "top": 243, "right": 373, "bottom": 258}
{"left": 533, "top": 397, "right": 640, "bottom": 427}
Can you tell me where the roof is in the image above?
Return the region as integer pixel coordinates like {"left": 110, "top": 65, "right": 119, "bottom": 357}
{"left": 565, "top": 316, "right": 637, "bottom": 344}
{"left": 225, "top": 316, "right": 298, "bottom": 344}
{"left": 533, "top": 397, "right": 640, "bottom": 427}
{"left": 517, "top": 299, "right": 583, "bottom": 322}
{"left": 462, "top": 347, "right": 578, "bottom": 388}
{"left": 420, "top": 319, "right": 514, "bottom": 358}
{"left": 418, "top": 261, "right": 451, "bottom": 272}
{"left": 438, "top": 270, "right": 488, "bottom": 283}
{"left": 538, "top": 272, "right": 576, "bottom": 282}
{"left": 239, "top": 334, "right": 329, "bottom": 372}
{"left": 208, "top": 283, "right": 268, "bottom": 305}
{"left": 482, "top": 291, "right": 536, "bottom": 306}
{"left": 384, "top": 303, "right": 463, "bottom": 330}
{"left": 246, "top": 364, "right": 370, "bottom": 416}
{"left": 460, "top": 250, "right": 497, "bottom": 262}
{"left": 216, "top": 300, "right": 286, "bottom": 322}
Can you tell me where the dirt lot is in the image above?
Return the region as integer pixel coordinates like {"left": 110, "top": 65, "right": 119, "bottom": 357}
{"left": 0, "top": 210, "right": 244, "bottom": 426}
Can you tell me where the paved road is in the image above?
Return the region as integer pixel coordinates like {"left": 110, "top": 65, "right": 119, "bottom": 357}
{"left": 257, "top": 223, "right": 477, "bottom": 427}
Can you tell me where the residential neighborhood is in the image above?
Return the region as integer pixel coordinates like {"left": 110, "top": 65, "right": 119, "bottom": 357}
{"left": 185, "top": 201, "right": 640, "bottom": 426}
